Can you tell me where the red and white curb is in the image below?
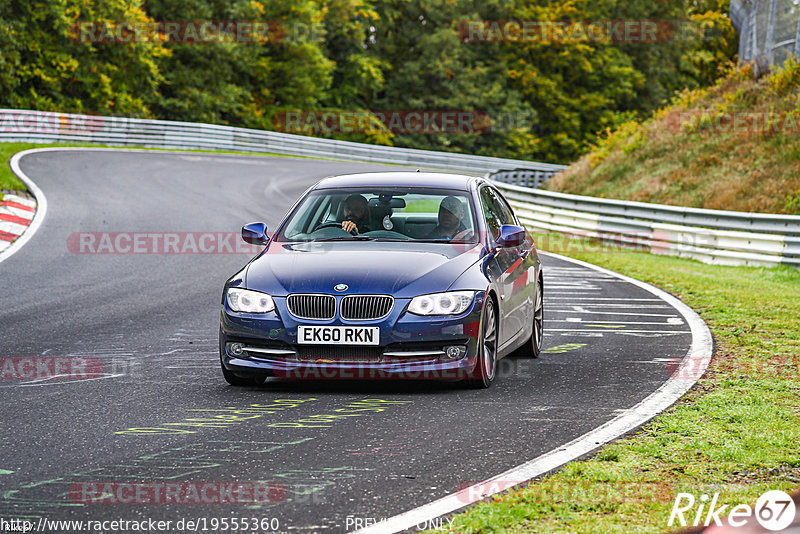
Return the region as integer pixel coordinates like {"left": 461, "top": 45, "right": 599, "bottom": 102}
{"left": 0, "top": 149, "right": 48, "bottom": 265}
{"left": 0, "top": 193, "right": 36, "bottom": 252}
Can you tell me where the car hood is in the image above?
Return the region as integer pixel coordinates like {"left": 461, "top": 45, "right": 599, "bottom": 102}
{"left": 245, "top": 241, "right": 483, "bottom": 298}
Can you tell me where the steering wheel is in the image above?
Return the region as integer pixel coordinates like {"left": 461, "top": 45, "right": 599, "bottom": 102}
{"left": 313, "top": 221, "right": 358, "bottom": 235}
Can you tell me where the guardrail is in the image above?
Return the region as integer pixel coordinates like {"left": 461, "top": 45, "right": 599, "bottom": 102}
{"left": 490, "top": 176, "right": 800, "bottom": 268}
{"left": 486, "top": 168, "right": 555, "bottom": 189}
{"left": 0, "top": 109, "right": 566, "bottom": 176}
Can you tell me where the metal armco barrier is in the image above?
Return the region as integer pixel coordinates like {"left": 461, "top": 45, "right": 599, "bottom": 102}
{"left": 485, "top": 168, "right": 554, "bottom": 189}
{"left": 490, "top": 177, "right": 800, "bottom": 268}
{"left": 0, "top": 109, "right": 566, "bottom": 176}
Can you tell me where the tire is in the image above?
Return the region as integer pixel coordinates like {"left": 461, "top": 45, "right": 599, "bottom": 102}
{"left": 219, "top": 329, "right": 268, "bottom": 386}
{"left": 517, "top": 276, "right": 544, "bottom": 358}
{"left": 220, "top": 361, "right": 267, "bottom": 387}
{"left": 465, "top": 297, "right": 498, "bottom": 389}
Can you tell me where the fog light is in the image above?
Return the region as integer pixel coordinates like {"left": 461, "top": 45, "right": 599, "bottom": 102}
{"left": 445, "top": 346, "right": 465, "bottom": 360}
{"left": 228, "top": 343, "right": 244, "bottom": 356}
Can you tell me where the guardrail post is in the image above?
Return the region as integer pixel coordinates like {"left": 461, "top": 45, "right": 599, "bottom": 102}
{"left": 766, "top": 0, "right": 777, "bottom": 65}
{"left": 795, "top": 0, "right": 800, "bottom": 56}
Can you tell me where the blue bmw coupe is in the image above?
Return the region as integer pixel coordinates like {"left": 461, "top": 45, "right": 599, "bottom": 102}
{"left": 219, "top": 172, "right": 543, "bottom": 388}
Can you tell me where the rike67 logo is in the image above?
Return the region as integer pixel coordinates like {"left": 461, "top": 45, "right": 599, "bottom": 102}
{"left": 669, "top": 490, "right": 797, "bottom": 531}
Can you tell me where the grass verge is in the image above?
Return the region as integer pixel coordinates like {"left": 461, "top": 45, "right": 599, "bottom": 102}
{"left": 434, "top": 235, "right": 800, "bottom": 533}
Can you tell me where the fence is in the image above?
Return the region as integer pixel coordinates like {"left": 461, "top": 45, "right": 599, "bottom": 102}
{"left": 730, "top": 0, "right": 800, "bottom": 73}
{"left": 489, "top": 176, "right": 800, "bottom": 268}
{"left": 0, "top": 109, "right": 566, "bottom": 177}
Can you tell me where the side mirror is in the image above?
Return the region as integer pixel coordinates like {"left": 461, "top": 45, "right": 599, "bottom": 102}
{"left": 496, "top": 225, "right": 526, "bottom": 248}
{"left": 242, "top": 222, "right": 269, "bottom": 245}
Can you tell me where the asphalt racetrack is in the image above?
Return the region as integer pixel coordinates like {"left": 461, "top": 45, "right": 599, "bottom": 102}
{"left": 0, "top": 150, "right": 694, "bottom": 533}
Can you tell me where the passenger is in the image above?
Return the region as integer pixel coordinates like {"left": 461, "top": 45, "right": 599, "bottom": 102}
{"left": 427, "top": 196, "right": 467, "bottom": 240}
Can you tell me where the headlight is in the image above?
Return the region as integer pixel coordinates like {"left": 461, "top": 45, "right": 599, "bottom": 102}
{"left": 408, "top": 291, "right": 475, "bottom": 316}
{"left": 226, "top": 288, "right": 275, "bottom": 313}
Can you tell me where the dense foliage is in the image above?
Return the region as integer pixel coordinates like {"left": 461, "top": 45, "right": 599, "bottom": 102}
{"left": 0, "top": 0, "right": 736, "bottom": 163}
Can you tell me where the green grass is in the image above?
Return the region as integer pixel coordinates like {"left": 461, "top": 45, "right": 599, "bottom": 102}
{"left": 432, "top": 235, "right": 800, "bottom": 533}
{"left": 404, "top": 199, "right": 441, "bottom": 213}
{"left": 0, "top": 143, "right": 40, "bottom": 192}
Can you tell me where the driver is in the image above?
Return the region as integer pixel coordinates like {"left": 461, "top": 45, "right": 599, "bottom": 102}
{"left": 427, "top": 196, "right": 467, "bottom": 240}
{"left": 340, "top": 194, "right": 371, "bottom": 234}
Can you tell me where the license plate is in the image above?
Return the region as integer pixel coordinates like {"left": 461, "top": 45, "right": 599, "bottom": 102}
{"left": 297, "top": 326, "right": 380, "bottom": 345}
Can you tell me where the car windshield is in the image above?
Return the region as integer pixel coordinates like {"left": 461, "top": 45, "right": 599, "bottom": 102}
{"left": 276, "top": 187, "right": 479, "bottom": 243}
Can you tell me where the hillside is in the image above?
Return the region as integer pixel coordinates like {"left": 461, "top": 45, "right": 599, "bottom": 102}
{"left": 546, "top": 59, "right": 800, "bottom": 214}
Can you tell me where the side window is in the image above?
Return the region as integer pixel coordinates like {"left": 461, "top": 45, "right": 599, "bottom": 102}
{"left": 307, "top": 197, "right": 331, "bottom": 231}
{"left": 480, "top": 187, "right": 504, "bottom": 240}
{"left": 490, "top": 188, "right": 515, "bottom": 226}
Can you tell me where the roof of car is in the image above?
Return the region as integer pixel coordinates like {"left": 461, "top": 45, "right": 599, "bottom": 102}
{"left": 314, "top": 172, "right": 481, "bottom": 191}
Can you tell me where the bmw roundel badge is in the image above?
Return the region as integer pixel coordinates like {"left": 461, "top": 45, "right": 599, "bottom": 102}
{"left": 334, "top": 283, "right": 348, "bottom": 292}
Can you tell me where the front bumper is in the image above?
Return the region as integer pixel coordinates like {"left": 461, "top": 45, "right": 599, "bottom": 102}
{"left": 220, "top": 292, "right": 487, "bottom": 380}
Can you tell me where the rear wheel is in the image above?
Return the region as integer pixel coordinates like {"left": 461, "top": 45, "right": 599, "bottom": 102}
{"left": 465, "top": 297, "right": 498, "bottom": 389}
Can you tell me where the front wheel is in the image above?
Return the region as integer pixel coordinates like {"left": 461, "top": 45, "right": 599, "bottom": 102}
{"left": 465, "top": 297, "right": 498, "bottom": 389}
{"left": 220, "top": 361, "right": 267, "bottom": 387}
{"left": 517, "top": 276, "right": 543, "bottom": 359}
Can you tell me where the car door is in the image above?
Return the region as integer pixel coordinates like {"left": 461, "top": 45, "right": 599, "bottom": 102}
{"left": 479, "top": 186, "right": 526, "bottom": 349}
{"left": 494, "top": 188, "right": 538, "bottom": 342}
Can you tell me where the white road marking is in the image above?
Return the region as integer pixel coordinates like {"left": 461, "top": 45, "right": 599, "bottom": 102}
{"left": 549, "top": 309, "right": 680, "bottom": 317}
{"left": 549, "top": 304, "right": 672, "bottom": 309}
{"left": 16, "top": 373, "right": 126, "bottom": 387}
{"left": 544, "top": 297, "right": 662, "bottom": 301}
{"left": 555, "top": 318, "right": 685, "bottom": 326}
{"left": 546, "top": 329, "right": 691, "bottom": 334}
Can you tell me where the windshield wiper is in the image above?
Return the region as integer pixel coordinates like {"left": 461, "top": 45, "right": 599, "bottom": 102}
{"left": 313, "top": 235, "right": 376, "bottom": 242}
